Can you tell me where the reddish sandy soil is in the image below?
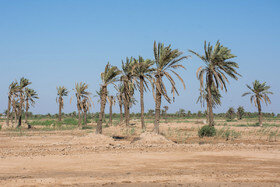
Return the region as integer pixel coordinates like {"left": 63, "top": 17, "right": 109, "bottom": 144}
{"left": 0, "top": 121, "right": 280, "bottom": 186}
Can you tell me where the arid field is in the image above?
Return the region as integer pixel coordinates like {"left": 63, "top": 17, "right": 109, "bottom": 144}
{"left": 0, "top": 118, "right": 280, "bottom": 186}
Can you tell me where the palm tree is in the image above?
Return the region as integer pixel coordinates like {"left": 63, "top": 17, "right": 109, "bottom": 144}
{"left": 153, "top": 41, "right": 188, "bottom": 134}
{"left": 121, "top": 57, "right": 136, "bottom": 127}
{"left": 96, "top": 62, "right": 121, "bottom": 134}
{"left": 6, "top": 81, "right": 18, "bottom": 127}
{"left": 25, "top": 88, "right": 39, "bottom": 127}
{"left": 133, "top": 56, "right": 154, "bottom": 130}
{"left": 17, "top": 77, "right": 31, "bottom": 127}
{"left": 72, "top": 82, "right": 91, "bottom": 128}
{"left": 56, "top": 86, "right": 69, "bottom": 122}
{"left": 189, "top": 41, "right": 241, "bottom": 126}
{"left": 108, "top": 95, "right": 116, "bottom": 125}
{"left": 81, "top": 96, "right": 92, "bottom": 126}
{"left": 242, "top": 80, "right": 273, "bottom": 126}
{"left": 163, "top": 106, "right": 169, "bottom": 123}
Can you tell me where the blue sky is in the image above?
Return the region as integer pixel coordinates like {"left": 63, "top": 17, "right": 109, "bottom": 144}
{"left": 0, "top": 0, "right": 279, "bottom": 114}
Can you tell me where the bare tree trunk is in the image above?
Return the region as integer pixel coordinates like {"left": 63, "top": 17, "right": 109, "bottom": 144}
{"left": 207, "top": 75, "right": 214, "bottom": 126}
{"left": 140, "top": 77, "right": 145, "bottom": 130}
{"left": 58, "top": 97, "right": 62, "bottom": 121}
{"left": 257, "top": 98, "right": 263, "bottom": 126}
{"left": 6, "top": 96, "right": 11, "bottom": 127}
{"left": 96, "top": 86, "right": 107, "bottom": 134}
{"left": 154, "top": 78, "right": 162, "bottom": 134}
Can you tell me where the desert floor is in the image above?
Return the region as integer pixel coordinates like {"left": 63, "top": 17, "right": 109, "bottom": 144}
{"left": 0, "top": 119, "right": 280, "bottom": 186}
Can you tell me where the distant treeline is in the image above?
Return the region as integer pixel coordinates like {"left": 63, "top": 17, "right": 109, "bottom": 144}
{"left": 2, "top": 110, "right": 278, "bottom": 120}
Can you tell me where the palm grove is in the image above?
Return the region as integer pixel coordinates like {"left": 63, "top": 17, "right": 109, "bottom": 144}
{"left": 4, "top": 41, "right": 273, "bottom": 133}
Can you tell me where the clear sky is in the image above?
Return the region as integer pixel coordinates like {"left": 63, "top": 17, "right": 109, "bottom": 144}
{"left": 0, "top": 0, "right": 279, "bottom": 115}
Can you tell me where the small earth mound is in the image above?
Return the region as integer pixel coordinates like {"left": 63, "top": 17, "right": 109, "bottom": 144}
{"left": 71, "top": 133, "right": 115, "bottom": 145}
{"left": 133, "top": 132, "right": 174, "bottom": 145}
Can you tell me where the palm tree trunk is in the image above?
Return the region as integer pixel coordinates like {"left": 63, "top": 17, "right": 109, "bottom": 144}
{"left": 25, "top": 100, "right": 29, "bottom": 124}
{"left": 18, "top": 92, "right": 24, "bottom": 127}
{"left": 84, "top": 110, "right": 87, "bottom": 126}
{"left": 124, "top": 100, "right": 129, "bottom": 126}
{"left": 109, "top": 102, "right": 113, "bottom": 125}
{"left": 154, "top": 79, "right": 162, "bottom": 134}
{"left": 58, "top": 97, "right": 62, "bottom": 121}
{"left": 140, "top": 77, "right": 145, "bottom": 130}
{"left": 257, "top": 98, "right": 263, "bottom": 126}
{"left": 96, "top": 86, "right": 107, "bottom": 134}
{"left": 207, "top": 76, "right": 214, "bottom": 126}
{"left": 6, "top": 96, "right": 11, "bottom": 126}
{"left": 14, "top": 107, "right": 17, "bottom": 127}
{"left": 78, "top": 109, "right": 81, "bottom": 127}
{"left": 119, "top": 99, "right": 123, "bottom": 123}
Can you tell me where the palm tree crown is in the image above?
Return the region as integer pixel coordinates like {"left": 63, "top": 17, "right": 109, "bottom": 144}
{"left": 189, "top": 41, "right": 240, "bottom": 91}
{"left": 101, "top": 62, "right": 122, "bottom": 86}
{"left": 153, "top": 41, "right": 188, "bottom": 102}
{"left": 242, "top": 80, "right": 273, "bottom": 106}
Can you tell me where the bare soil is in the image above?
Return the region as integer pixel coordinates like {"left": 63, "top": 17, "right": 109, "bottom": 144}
{"left": 0, "top": 120, "right": 280, "bottom": 186}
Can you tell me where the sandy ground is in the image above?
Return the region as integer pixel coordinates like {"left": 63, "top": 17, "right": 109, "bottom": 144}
{"left": 1, "top": 121, "right": 280, "bottom": 186}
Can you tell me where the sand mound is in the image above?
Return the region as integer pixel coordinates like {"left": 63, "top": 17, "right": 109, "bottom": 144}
{"left": 71, "top": 133, "right": 115, "bottom": 145}
{"left": 134, "top": 132, "right": 174, "bottom": 145}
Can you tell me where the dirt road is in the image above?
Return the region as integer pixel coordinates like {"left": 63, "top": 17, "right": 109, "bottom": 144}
{"left": 0, "top": 130, "right": 280, "bottom": 186}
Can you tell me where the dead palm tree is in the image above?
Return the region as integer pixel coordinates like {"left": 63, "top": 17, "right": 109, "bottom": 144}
{"left": 72, "top": 82, "right": 91, "bottom": 128}
{"left": 242, "top": 80, "right": 273, "bottom": 126}
{"left": 153, "top": 41, "right": 188, "bottom": 134}
{"left": 25, "top": 88, "right": 39, "bottom": 127}
{"left": 96, "top": 62, "right": 121, "bottom": 134}
{"left": 17, "top": 77, "right": 31, "bottom": 127}
{"left": 189, "top": 41, "right": 241, "bottom": 126}
{"left": 121, "top": 57, "right": 136, "bottom": 127}
{"left": 133, "top": 56, "right": 154, "bottom": 130}
{"left": 56, "top": 86, "right": 69, "bottom": 121}
{"left": 6, "top": 81, "right": 18, "bottom": 127}
{"left": 108, "top": 95, "right": 116, "bottom": 125}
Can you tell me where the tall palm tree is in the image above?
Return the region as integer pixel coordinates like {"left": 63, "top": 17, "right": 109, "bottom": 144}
{"left": 242, "top": 80, "right": 273, "bottom": 126}
{"left": 73, "top": 82, "right": 91, "bottom": 128}
{"left": 133, "top": 56, "right": 154, "bottom": 130}
{"left": 153, "top": 41, "right": 188, "bottom": 134}
{"left": 25, "top": 88, "right": 39, "bottom": 127}
{"left": 96, "top": 62, "right": 121, "bottom": 134}
{"left": 56, "top": 86, "right": 69, "bottom": 121}
{"left": 108, "top": 95, "right": 116, "bottom": 125}
{"left": 6, "top": 81, "right": 18, "bottom": 127}
{"left": 18, "top": 77, "right": 31, "bottom": 127}
{"left": 189, "top": 41, "right": 241, "bottom": 126}
{"left": 121, "top": 57, "right": 136, "bottom": 127}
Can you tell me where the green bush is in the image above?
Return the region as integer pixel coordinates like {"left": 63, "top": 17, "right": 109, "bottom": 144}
{"left": 198, "top": 125, "right": 216, "bottom": 137}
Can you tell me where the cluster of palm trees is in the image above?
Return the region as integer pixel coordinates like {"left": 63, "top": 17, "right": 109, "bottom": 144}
{"left": 5, "top": 77, "right": 38, "bottom": 128}
{"left": 5, "top": 41, "right": 273, "bottom": 132}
